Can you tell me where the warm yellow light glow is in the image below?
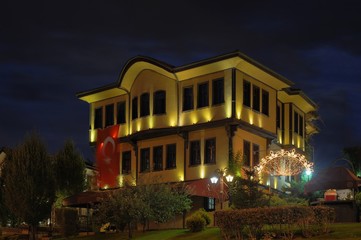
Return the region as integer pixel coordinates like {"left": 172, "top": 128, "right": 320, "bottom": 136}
{"left": 169, "top": 119, "right": 176, "bottom": 127}
{"left": 90, "top": 130, "right": 96, "bottom": 142}
{"left": 178, "top": 173, "right": 184, "bottom": 182}
{"left": 200, "top": 166, "right": 205, "bottom": 179}
{"left": 118, "top": 175, "right": 124, "bottom": 187}
{"left": 148, "top": 117, "right": 154, "bottom": 129}
{"left": 137, "top": 123, "right": 141, "bottom": 132}
{"left": 237, "top": 111, "right": 241, "bottom": 119}
{"left": 103, "top": 185, "right": 109, "bottom": 189}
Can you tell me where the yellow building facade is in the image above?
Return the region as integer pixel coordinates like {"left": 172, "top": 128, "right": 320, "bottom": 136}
{"left": 77, "top": 51, "right": 317, "bottom": 196}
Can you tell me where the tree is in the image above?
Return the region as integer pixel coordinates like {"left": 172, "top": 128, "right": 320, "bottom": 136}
{"left": 229, "top": 168, "right": 268, "bottom": 209}
{"left": 343, "top": 146, "right": 361, "bottom": 176}
{"left": 95, "top": 182, "right": 192, "bottom": 238}
{"left": 3, "top": 132, "right": 56, "bottom": 240}
{"left": 53, "top": 140, "right": 86, "bottom": 206}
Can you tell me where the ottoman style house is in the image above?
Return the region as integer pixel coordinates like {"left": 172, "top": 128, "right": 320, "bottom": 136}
{"left": 76, "top": 51, "right": 318, "bottom": 218}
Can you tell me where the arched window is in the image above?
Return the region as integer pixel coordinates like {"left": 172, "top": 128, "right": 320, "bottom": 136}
{"left": 153, "top": 90, "right": 166, "bottom": 115}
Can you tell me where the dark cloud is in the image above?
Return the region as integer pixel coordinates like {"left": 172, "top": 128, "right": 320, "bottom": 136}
{"left": 1, "top": 0, "right": 360, "bottom": 168}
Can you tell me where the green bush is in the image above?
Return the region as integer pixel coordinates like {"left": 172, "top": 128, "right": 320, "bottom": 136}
{"left": 215, "top": 205, "right": 335, "bottom": 240}
{"left": 195, "top": 208, "right": 211, "bottom": 226}
{"left": 186, "top": 214, "right": 206, "bottom": 232}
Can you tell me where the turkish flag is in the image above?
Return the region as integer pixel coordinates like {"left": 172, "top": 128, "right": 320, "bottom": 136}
{"left": 96, "top": 125, "right": 120, "bottom": 188}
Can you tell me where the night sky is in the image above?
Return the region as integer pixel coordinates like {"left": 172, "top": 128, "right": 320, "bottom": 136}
{"left": 1, "top": 1, "right": 361, "bottom": 170}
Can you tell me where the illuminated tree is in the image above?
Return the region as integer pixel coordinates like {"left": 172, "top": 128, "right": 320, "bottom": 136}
{"left": 3, "top": 132, "right": 55, "bottom": 240}
{"left": 53, "top": 140, "right": 86, "bottom": 205}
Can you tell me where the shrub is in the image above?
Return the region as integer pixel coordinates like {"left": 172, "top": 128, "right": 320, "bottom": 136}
{"left": 311, "top": 206, "right": 335, "bottom": 234}
{"left": 195, "top": 208, "right": 211, "bottom": 226}
{"left": 186, "top": 214, "right": 206, "bottom": 232}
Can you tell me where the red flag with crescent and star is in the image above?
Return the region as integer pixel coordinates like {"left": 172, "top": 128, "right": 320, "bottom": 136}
{"left": 96, "top": 125, "right": 120, "bottom": 188}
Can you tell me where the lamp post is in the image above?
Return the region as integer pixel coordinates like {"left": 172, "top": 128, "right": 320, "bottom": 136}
{"left": 210, "top": 169, "right": 233, "bottom": 210}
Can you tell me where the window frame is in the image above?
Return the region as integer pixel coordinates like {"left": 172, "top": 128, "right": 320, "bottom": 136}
{"left": 190, "top": 140, "right": 201, "bottom": 166}
{"left": 166, "top": 144, "right": 177, "bottom": 169}
{"left": 252, "top": 85, "right": 260, "bottom": 112}
{"left": 105, "top": 104, "right": 114, "bottom": 127}
{"left": 153, "top": 90, "right": 166, "bottom": 115}
{"left": 212, "top": 78, "right": 224, "bottom": 106}
{"left": 243, "top": 80, "right": 251, "bottom": 107}
{"left": 204, "top": 138, "right": 216, "bottom": 164}
{"left": 122, "top": 151, "right": 131, "bottom": 174}
{"left": 243, "top": 140, "right": 251, "bottom": 167}
{"left": 153, "top": 145, "right": 163, "bottom": 171}
{"left": 140, "top": 92, "right": 150, "bottom": 117}
{"left": 117, "top": 101, "right": 126, "bottom": 124}
{"left": 197, "top": 81, "right": 209, "bottom": 108}
{"left": 132, "top": 97, "right": 138, "bottom": 120}
{"left": 262, "top": 89, "right": 269, "bottom": 116}
{"left": 94, "top": 107, "right": 103, "bottom": 129}
{"left": 183, "top": 86, "right": 194, "bottom": 111}
{"left": 140, "top": 148, "right": 150, "bottom": 172}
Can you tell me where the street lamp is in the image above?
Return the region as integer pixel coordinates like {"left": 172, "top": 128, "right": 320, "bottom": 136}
{"left": 210, "top": 169, "right": 233, "bottom": 210}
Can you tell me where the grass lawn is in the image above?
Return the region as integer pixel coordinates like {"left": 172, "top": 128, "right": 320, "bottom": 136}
{"left": 60, "top": 223, "right": 361, "bottom": 240}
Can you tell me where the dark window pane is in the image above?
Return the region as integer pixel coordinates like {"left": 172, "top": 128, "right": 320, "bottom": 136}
{"left": 205, "top": 138, "right": 216, "bottom": 164}
{"left": 117, "top": 101, "right": 126, "bottom": 124}
{"left": 105, "top": 104, "right": 114, "bottom": 127}
{"left": 204, "top": 197, "right": 215, "bottom": 211}
{"left": 243, "top": 140, "right": 251, "bottom": 166}
{"left": 94, "top": 107, "right": 103, "bottom": 129}
{"left": 294, "top": 112, "right": 299, "bottom": 134}
{"left": 190, "top": 140, "right": 201, "bottom": 166}
{"left": 243, "top": 80, "right": 251, "bottom": 107}
{"left": 122, "top": 151, "right": 131, "bottom": 174}
{"left": 299, "top": 115, "right": 304, "bottom": 137}
{"left": 140, "top": 148, "right": 150, "bottom": 172}
{"left": 253, "top": 144, "right": 259, "bottom": 167}
{"left": 154, "top": 90, "right": 166, "bottom": 115}
{"left": 276, "top": 105, "right": 281, "bottom": 129}
{"left": 132, "top": 97, "right": 138, "bottom": 120}
{"left": 262, "top": 90, "right": 269, "bottom": 115}
{"left": 140, "top": 93, "right": 150, "bottom": 117}
{"left": 153, "top": 146, "right": 163, "bottom": 171}
{"left": 212, "top": 78, "right": 224, "bottom": 105}
{"left": 166, "top": 144, "right": 176, "bottom": 169}
{"left": 183, "top": 86, "right": 194, "bottom": 111}
{"left": 197, "top": 82, "right": 209, "bottom": 108}
{"left": 253, "top": 85, "right": 260, "bottom": 112}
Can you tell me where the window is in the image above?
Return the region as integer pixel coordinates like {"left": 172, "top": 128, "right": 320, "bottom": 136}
{"left": 117, "top": 101, "right": 126, "bottom": 124}
{"left": 132, "top": 97, "right": 138, "bottom": 120}
{"left": 253, "top": 144, "right": 260, "bottom": 167}
{"left": 122, "top": 151, "right": 131, "bottom": 174}
{"left": 183, "top": 86, "right": 194, "bottom": 111}
{"left": 166, "top": 144, "right": 176, "bottom": 169}
{"left": 294, "top": 111, "right": 304, "bottom": 137}
{"left": 243, "top": 140, "right": 251, "bottom": 166}
{"left": 276, "top": 105, "right": 281, "bottom": 129}
{"left": 243, "top": 80, "right": 251, "bottom": 107}
{"left": 212, "top": 78, "right": 224, "bottom": 105}
{"left": 205, "top": 138, "right": 216, "bottom": 164}
{"left": 204, "top": 197, "right": 215, "bottom": 211}
{"left": 140, "top": 93, "right": 150, "bottom": 117}
{"left": 253, "top": 85, "right": 260, "bottom": 112}
{"left": 299, "top": 115, "right": 304, "bottom": 137}
{"left": 105, "top": 104, "right": 114, "bottom": 127}
{"left": 262, "top": 90, "right": 269, "bottom": 115}
{"left": 94, "top": 107, "right": 103, "bottom": 129}
{"left": 153, "top": 146, "right": 163, "bottom": 171}
{"left": 294, "top": 112, "right": 299, "bottom": 134}
{"left": 197, "top": 82, "right": 209, "bottom": 108}
{"left": 190, "top": 140, "right": 201, "bottom": 166}
{"left": 140, "top": 148, "right": 150, "bottom": 172}
{"left": 154, "top": 90, "right": 166, "bottom": 115}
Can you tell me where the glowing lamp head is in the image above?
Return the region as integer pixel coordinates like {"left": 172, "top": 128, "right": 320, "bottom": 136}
{"left": 225, "top": 174, "right": 234, "bottom": 182}
{"left": 305, "top": 169, "right": 312, "bottom": 176}
{"left": 210, "top": 176, "right": 218, "bottom": 184}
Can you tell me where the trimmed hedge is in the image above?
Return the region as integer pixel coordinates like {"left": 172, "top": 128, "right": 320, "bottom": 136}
{"left": 215, "top": 205, "right": 335, "bottom": 240}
